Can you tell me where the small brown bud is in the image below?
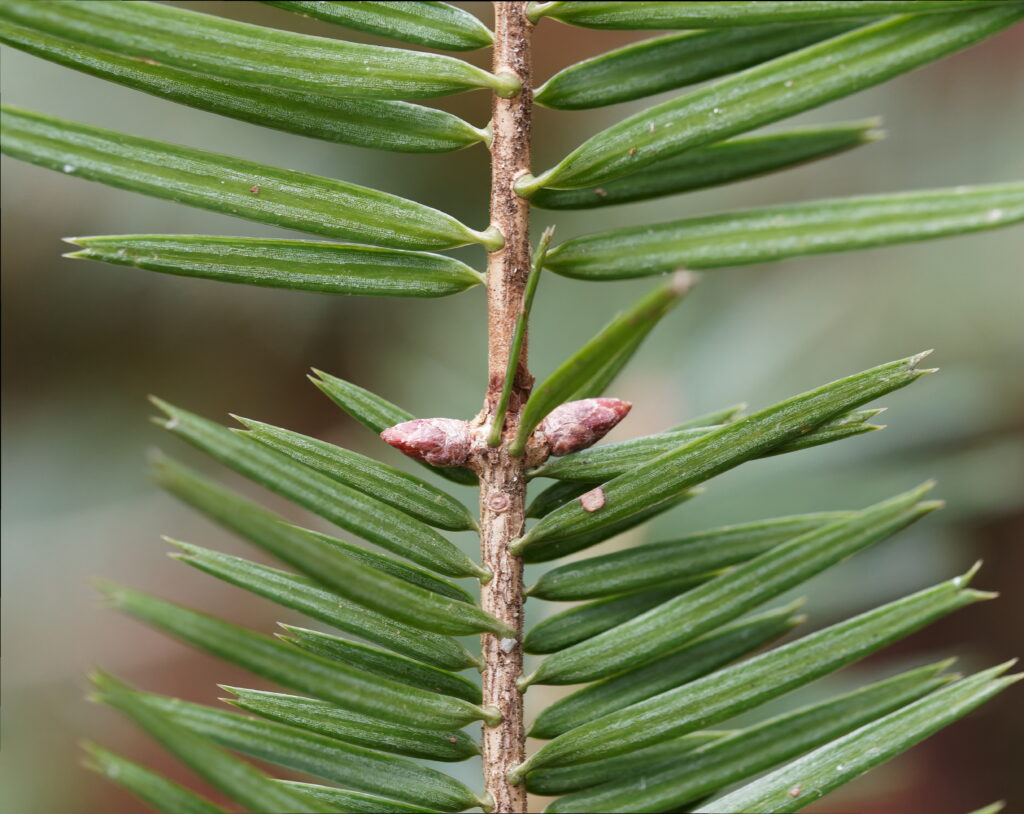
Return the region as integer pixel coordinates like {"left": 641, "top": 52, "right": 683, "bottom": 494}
{"left": 380, "top": 418, "right": 471, "bottom": 467}
{"left": 539, "top": 398, "right": 631, "bottom": 457}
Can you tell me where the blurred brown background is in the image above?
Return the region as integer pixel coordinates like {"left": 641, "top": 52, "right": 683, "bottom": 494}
{"left": 2, "top": 3, "right": 1022, "bottom": 813}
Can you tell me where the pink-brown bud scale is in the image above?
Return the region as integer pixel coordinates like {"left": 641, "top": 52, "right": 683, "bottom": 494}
{"left": 380, "top": 418, "right": 472, "bottom": 467}
{"left": 538, "top": 398, "right": 631, "bottom": 457}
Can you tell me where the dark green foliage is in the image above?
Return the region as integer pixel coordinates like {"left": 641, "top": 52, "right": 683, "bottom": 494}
{"left": 2, "top": 1, "right": 1019, "bottom": 811}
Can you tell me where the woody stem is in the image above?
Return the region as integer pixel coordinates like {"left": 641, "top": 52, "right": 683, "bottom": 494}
{"left": 477, "top": 2, "right": 533, "bottom": 812}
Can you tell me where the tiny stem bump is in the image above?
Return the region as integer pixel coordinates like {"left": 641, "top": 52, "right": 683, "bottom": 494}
{"left": 506, "top": 763, "right": 528, "bottom": 786}
{"left": 669, "top": 268, "right": 697, "bottom": 294}
{"left": 482, "top": 705, "right": 503, "bottom": 727}
{"left": 513, "top": 172, "right": 541, "bottom": 199}
{"left": 525, "top": 2, "right": 558, "bottom": 23}
{"left": 491, "top": 71, "right": 522, "bottom": 98}
{"left": 478, "top": 224, "right": 506, "bottom": 252}
{"left": 473, "top": 120, "right": 492, "bottom": 149}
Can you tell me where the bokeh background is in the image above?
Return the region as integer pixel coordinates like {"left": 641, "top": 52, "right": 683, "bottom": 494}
{"left": 2, "top": 3, "right": 1022, "bottom": 813}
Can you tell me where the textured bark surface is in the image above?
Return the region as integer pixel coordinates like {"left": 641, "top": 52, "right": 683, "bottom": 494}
{"left": 477, "top": 3, "right": 533, "bottom": 811}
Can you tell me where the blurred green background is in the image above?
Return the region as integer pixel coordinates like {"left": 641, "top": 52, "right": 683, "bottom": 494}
{"left": 2, "top": 3, "right": 1022, "bottom": 813}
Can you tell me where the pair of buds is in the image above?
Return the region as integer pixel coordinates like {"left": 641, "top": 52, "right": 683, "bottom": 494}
{"left": 380, "top": 398, "right": 631, "bottom": 467}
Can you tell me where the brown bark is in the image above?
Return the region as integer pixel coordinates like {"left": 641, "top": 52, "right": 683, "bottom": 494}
{"left": 476, "top": 3, "right": 533, "bottom": 812}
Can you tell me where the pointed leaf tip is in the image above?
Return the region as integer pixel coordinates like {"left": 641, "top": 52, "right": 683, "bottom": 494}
{"left": 912, "top": 348, "right": 935, "bottom": 364}
{"left": 958, "top": 559, "right": 984, "bottom": 586}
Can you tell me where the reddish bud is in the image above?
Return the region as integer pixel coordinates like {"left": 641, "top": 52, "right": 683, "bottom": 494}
{"left": 380, "top": 418, "right": 471, "bottom": 467}
{"left": 539, "top": 398, "right": 631, "bottom": 457}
